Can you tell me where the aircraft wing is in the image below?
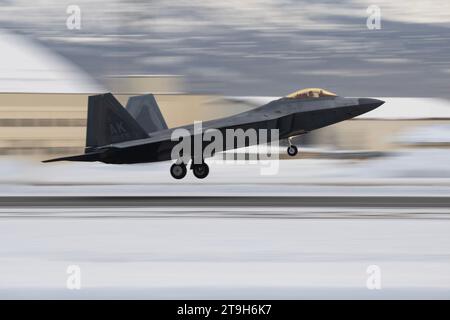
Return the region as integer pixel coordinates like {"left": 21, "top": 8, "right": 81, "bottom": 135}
{"left": 102, "top": 109, "right": 273, "bottom": 150}
{"left": 42, "top": 150, "right": 107, "bottom": 163}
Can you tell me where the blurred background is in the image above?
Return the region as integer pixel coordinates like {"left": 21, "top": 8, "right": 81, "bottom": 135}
{"left": 0, "top": 0, "right": 449, "bottom": 165}
{"left": 0, "top": 1, "right": 450, "bottom": 299}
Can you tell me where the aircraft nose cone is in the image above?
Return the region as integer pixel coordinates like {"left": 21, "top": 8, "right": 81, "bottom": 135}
{"left": 358, "top": 98, "right": 385, "bottom": 109}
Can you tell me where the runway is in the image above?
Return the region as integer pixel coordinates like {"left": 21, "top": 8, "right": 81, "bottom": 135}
{"left": 0, "top": 196, "right": 449, "bottom": 219}
{"left": 0, "top": 195, "right": 449, "bottom": 299}
{"left": 2, "top": 195, "right": 450, "bottom": 208}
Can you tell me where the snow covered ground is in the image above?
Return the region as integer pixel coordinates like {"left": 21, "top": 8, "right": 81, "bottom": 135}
{"left": 0, "top": 149, "right": 449, "bottom": 299}
{"left": 1, "top": 216, "right": 449, "bottom": 299}
{"left": 0, "top": 149, "right": 450, "bottom": 196}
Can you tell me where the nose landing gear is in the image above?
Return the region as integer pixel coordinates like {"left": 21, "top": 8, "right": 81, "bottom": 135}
{"left": 287, "top": 145, "right": 298, "bottom": 157}
{"left": 287, "top": 137, "right": 299, "bottom": 157}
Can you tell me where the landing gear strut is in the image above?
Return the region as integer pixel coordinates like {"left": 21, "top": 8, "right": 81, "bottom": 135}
{"left": 287, "top": 137, "right": 299, "bottom": 157}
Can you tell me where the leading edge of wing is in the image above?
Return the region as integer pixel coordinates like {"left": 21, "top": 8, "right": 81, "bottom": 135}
{"left": 42, "top": 150, "right": 106, "bottom": 163}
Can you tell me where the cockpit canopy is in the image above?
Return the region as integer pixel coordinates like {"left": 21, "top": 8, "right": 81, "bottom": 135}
{"left": 286, "top": 88, "right": 337, "bottom": 99}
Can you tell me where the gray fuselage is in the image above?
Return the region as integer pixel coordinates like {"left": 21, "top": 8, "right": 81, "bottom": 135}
{"left": 95, "top": 96, "right": 383, "bottom": 164}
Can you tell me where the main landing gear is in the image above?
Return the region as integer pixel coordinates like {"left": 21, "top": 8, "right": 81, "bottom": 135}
{"left": 170, "top": 162, "right": 187, "bottom": 179}
{"left": 192, "top": 162, "right": 209, "bottom": 179}
{"left": 170, "top": 161, "right": 210, "bottom": 180}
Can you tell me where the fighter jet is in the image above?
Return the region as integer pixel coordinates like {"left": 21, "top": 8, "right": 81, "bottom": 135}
{"left": 44, "top": 88, "right": 384, "bottom": 179}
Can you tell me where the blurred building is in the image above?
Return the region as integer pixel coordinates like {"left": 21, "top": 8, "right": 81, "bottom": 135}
{"left": 2, "top": 84, "right": 450, "bottom": 157}
{"left": 0, "top": 32, "right": 255, "bottom": 156}
{"left": 0, "top": 78, "right": 254, "bottom": 156}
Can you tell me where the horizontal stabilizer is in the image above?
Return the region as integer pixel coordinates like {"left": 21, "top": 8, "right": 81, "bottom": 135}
{"left": 42, "top": 151, "right": 105, "bottom": 163}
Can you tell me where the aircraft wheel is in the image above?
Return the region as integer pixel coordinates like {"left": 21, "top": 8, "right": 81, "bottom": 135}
{"left": 170, "top": 163, "right": 187, "bottom": 179}
{"left": 192, "top": 163, "right": 209, "bottom": 179}
{"left": 287, "top": 145, "right": 298, "bottom": 157}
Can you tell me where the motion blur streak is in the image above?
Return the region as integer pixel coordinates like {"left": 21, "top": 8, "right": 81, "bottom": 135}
{"left": 0, "top": 0, "right": 449, "bottom": 300}
{"left": 1, "top": 215, "right": 449, "bottom": 299}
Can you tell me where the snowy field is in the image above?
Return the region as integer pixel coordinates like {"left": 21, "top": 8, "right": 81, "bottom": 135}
{"left": 0, "top": 215, "right": 449, "bottom": 299}
{"left": 0, "top": 149, "right": 450, "bottom": 197}
{"left": 0, "top": 148, "right": 449, "bottom": 299}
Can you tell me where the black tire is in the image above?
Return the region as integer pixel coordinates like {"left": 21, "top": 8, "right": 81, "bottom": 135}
{"left": 287, "top": 145, "right": 298, "bottom": 157}
{"left": 192, "top": 163, "right": 209, "bottom": 179}
{"left": 170, "top": 163, "right": 187, "bottom": 179}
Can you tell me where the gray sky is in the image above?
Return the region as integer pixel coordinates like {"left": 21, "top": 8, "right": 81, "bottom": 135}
{"left": 0, "top": 0, "right": 449, "bottom": 97}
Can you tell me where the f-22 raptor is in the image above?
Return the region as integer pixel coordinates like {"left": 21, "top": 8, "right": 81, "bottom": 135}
{"left": 44, "top": 88, "right": 384, "bottom": 179}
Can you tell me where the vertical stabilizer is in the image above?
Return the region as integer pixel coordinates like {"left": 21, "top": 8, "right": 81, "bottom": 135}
{"left": 126, "top": 94, "right": 168, "bottom": 133}
{"left": 86, "top": 93, "right": 148, "bottom": 150}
